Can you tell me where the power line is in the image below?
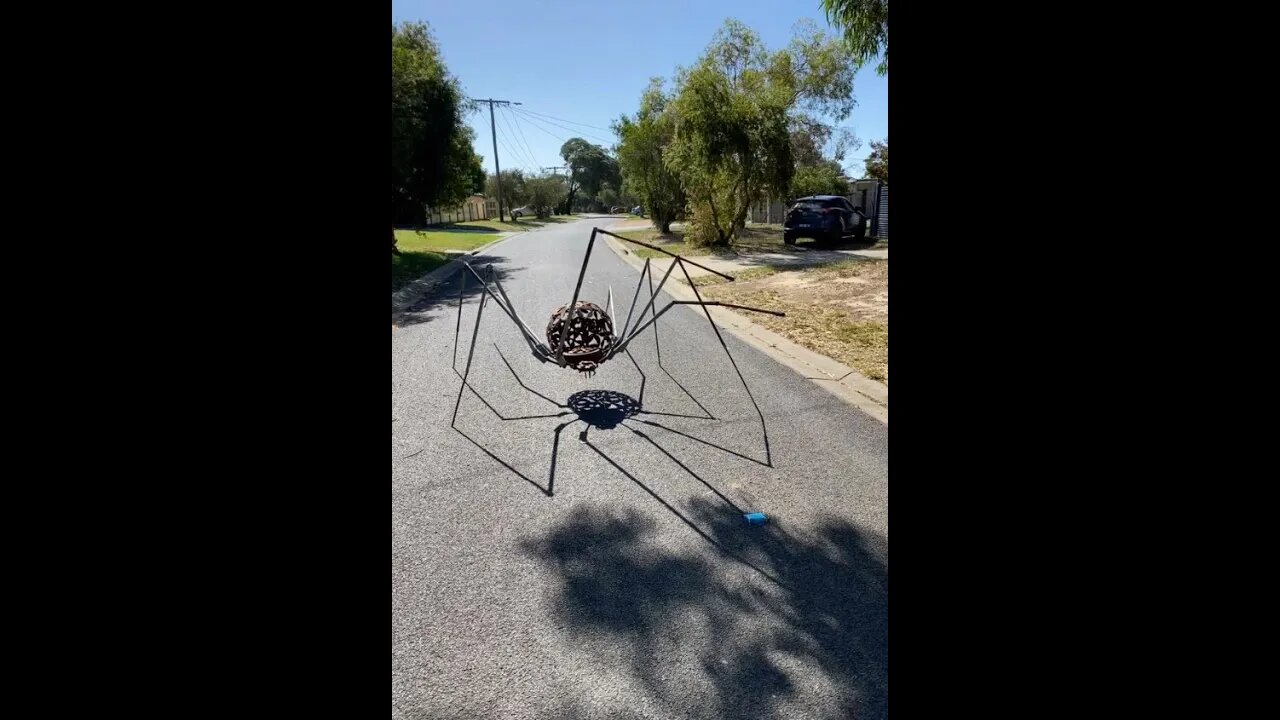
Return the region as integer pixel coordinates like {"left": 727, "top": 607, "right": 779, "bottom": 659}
{"left": 492, "top": 115, "right": 530, "bottom": 170}
{"left": 496, "top": 104, "right": 540, "bottom": 169}
{"left": 502, "top": 104, "right": 542, "bottom": 171}
{"left": 494, "top": 129, "right": 532, "bottom": 173}
{"left": 516, "top": 109, "right": 615, "bottom": 146}
{"left": 512, "top": 107, "right": 615, "bottom": 147}
{"left": 513, "top": 110, "right": 569, "bottom": 144}
{"left": 516, "top": 107, "right": 614, "bottom": 133}
{"left": 493, "top": 106, "right": 534, "bottom": 168}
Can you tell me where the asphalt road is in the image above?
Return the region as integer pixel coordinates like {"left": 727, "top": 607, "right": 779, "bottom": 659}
{"left": 392, "top": 215, "right": 888, "bottom": 719}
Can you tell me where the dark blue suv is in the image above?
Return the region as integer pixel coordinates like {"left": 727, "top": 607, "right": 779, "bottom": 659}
{"left": 783, "top": 195, "right": 867, "bottom": 246}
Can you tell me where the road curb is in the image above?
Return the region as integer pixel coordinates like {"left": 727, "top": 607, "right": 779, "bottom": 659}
{"left": 601, "top": 223, "right": 888, "bottom": 425}
{"left": 391, "top": 232, "right": 522, "bottom": 319}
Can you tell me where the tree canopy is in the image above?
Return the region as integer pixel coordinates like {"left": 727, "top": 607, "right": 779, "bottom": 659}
{"left": 559, "top": 138, "right": 620, "bottom": 214}
{"left": 485, "top": 169, "right": 528, "bottom": 212}
{"left": 614, "top": 78, "right": 688, "bottom": 233}
{"left": 863, "top": 137, "right": 887, "bottom": 184}
{"left": 820, "top": 0, "right": 889, "bottom": 76}
{"left": 791, "top": 160, "right": 851, "bottom": 198}
{"left": 391, "top": 22, "right": 485, "bottom": 227}
{"left": 525, "top": 174, "right": 568, "bottom": 217}
{"left": 666, "top": 19, "right": 858, "bottom": 246}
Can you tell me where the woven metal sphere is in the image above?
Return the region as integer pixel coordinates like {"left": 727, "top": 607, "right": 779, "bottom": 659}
{"left": 546, "top": 301, "right": 615, "bottom": 374}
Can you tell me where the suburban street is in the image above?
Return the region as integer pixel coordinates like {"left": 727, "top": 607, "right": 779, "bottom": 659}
{"left": 392, "top": 215, "right": 887, "bottom": 719}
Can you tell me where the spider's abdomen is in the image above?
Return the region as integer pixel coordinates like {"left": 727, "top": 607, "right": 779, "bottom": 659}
{"left": 546, "top": 301, "right": 614, "bottom": 374}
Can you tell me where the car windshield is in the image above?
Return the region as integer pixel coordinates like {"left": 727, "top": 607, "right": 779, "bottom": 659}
{"left": 793, "top": 199, "right": 842, "bottom": 211}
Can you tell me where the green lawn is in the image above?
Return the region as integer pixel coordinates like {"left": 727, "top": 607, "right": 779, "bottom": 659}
{"left": 392, "top": 229, "right": 502, "bottom": 292}
{"left": 395, "top": 229, "right": 502, "bottom": 252}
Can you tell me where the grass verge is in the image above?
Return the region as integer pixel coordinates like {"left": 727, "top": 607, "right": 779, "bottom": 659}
{"left": 612, "top": 229, "right": 713, "bottom": 259}
{"left": 703, "top": 259, "right": 888, "bottom": 382}
{"left": 391, "top": 229, "right": 503, "bottom": 292}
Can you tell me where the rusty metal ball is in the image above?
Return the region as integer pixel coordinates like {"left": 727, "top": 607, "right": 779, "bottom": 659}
{"left": 546, "top": 301, "right": 615, "bottom": 374}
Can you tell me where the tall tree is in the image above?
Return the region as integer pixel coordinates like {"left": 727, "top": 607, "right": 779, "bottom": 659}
{"left": 821, "top": 0, "right": 889, "bottom": 75}
{"left": 615, "top": 78, "right": 688, "bottom": 234}
{"left": 790, "top": 160, "right": 851, "bottom": 197}
{"left": 391, "top": 21, "right": 485, "bottom": 232}
{"left": 667, "top": 19, "right": 857, "bottom": 246}
{"left": 485, "top": 169, "right": 528, "bottom": 211}
{"left": 863, "top": 137, "right": 888, "bottom": 184}
{"left": 559, "top": 138, "right": 619, "bottom": 215}
{"left": 599, "top": 184, "right": 620, "bottom": 210}
{"left": 525, "top": 174, "right": 568, "bottom": 218}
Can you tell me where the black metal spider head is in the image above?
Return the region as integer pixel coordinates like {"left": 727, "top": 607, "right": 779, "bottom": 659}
{"left": 546, "top": 301, "right": 615, "bottom": 375}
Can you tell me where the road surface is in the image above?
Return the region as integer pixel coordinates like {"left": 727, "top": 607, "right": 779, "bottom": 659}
{"left": 392, "top": 216, "right": 888, "bottom": 719}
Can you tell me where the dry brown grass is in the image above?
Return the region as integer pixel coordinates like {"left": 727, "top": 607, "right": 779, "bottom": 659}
{"left": 703, "top": 259, "right": 888, "bottom": 383}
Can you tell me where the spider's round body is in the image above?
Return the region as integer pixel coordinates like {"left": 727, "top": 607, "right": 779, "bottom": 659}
{"left": 546, "top": 301, "right": 615, "bottom": 374}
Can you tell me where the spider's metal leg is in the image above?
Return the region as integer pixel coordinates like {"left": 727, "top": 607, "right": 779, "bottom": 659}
{"left": 593, "top": 226, "right": 736, "bottom": 282}
{"left": 624, "top": 348, "right": 646, "bottom": 406}
{"left": 615, "top": 297, "right": 783, "bottom": 356}
{"left": 648, "top": 260, "right": 662, "bottom": 367}
{"left": 606, "top": 257, "right": 678, "bottom": 361}
{"left": 557, "top": 228, "right": 598, "bottom": 366}
{"left": 636, "top": 260, "right": 716, "bottom": 418}
{"left": 451, "top": 265, "right": 490, "bottom": 428}
{"left": 489, "top": 268, "right": 553, "bottom": 362}
{"left": 606, "top": 285, "right": 615, "bottom": 330}
{"left": 462, "top": 263, "right": 552, "bottom": 362}
{"left": 453, "top": 268, "right": 566, "bottom": 422}
{"left": 453, "top": 267, "right": 467, "bottom": 371}
{"left": 494, "top": 343, "right": 566, "bottom": 408}
{"left": 672, "top": 257, "right": 775, "bottom": 467}
{"left": 617, "top": 258, "right": 651, "bottom": 341}
{"left": 609, "top": 301, "right": 680, "bottom": 357}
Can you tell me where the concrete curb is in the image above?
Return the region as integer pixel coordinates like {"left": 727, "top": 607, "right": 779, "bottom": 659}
{"left": 391, "top": 232, "right": 521, "bottom": 318}
{"left": 600, "top": 223, "right": 888, "bottom": 425}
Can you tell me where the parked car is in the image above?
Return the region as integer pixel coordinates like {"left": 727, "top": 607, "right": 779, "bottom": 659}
{"left": 511, "top": 205, "right": 536, "bottom": 219}
{"left": 631, "top": 206, "right": 643, "bottom": 216}
{"left": 783, "top": 195, "right": 867, "bottom": 245}
{"left": 610, "top": 206, "right": 626, "bottom": 214}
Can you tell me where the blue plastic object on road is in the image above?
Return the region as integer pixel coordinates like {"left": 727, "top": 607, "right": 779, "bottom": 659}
{"left": 744, "top": 512, "right": 768, "bottom": 525}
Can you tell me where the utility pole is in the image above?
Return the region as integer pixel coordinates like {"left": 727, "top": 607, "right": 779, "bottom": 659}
{"left": 544, "top": 164, "right": 577, "bottom": 214}
{"left": 542, "top": 165, "right": 570, "bottom": 214}
{"left": 472, "top": 98, "right": 521, "bottom": 222}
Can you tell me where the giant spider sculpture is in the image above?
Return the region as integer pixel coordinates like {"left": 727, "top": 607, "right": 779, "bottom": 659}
{"left": 449, "top": 226, "right": 785, "bottom": 502}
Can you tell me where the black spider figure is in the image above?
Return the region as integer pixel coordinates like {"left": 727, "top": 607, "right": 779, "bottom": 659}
{"left": 448, "top": 226, "right": 784, "bottom": 498}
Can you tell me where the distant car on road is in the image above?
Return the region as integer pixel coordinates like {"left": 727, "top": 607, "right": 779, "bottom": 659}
{"left": 783, "top": 195, "right": 866, "bottom": 246}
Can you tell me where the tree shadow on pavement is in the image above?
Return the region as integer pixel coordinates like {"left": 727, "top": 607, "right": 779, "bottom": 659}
{"left": 393, "top": 256, "right": 524, "bottom": 328}
{"left": 523, "top": 502, "right": 888, "bottom": 720}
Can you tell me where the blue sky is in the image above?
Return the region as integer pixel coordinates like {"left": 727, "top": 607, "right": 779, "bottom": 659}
{"left": 392, "top": 0, "right": 887, "bottom": 180}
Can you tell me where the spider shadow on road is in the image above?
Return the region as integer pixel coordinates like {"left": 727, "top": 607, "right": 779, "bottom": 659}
{"left": 393, "top": 256, "right": 524, "bottom": 328}
{"left": 447, "top": 342, "right": 769, "bottom": 502}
